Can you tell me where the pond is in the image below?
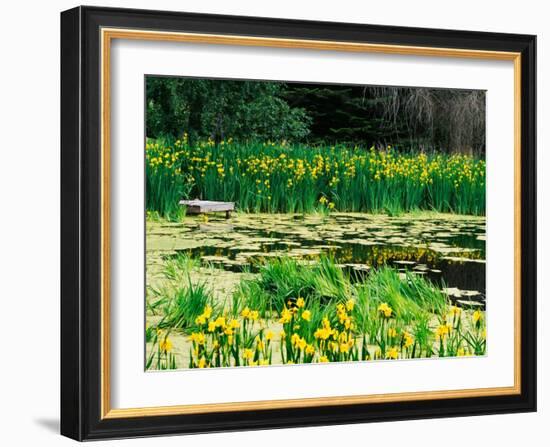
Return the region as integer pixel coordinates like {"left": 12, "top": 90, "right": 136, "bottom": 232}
{"left": 146, "top": 212, "right": 486, "bottom": 308}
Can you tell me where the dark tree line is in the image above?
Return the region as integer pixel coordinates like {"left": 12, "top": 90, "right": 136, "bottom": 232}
{"left": 146, "top": 77, "right": 485, "bottom": 154}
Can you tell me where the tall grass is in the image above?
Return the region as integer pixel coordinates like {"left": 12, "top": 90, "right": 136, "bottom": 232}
{"left": 357, "top": 266, "right": 447, "bottom": 323}
{"left": 146, "top": 137, "right": 485, "bottom": 216}
{"left": 234, "top": 256, "right": 447, "bottom": 322}
{"left": 232, "top": 257, "right": 350, "bottom": 316}
{"left": 157, "top": 278, "right": 214, "bottom": 330}
{"left": 146, "top": 140, "right": 194, "bottom": 219}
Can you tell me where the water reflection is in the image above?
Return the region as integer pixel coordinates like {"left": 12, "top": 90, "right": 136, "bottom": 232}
{"left": 151, "top": 213, "right": 486, "bottom": 304}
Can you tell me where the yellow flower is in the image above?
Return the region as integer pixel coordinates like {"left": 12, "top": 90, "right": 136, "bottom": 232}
{"left": 207, "top": 321, "right": 216, "bottom": 332}
{"left": 403, "top": 332, "right": 414, "bottom": 348}
{"left": 265, "top": 330, "right": 274, "bottom": 341}
{"left": 259, "top": 359, "right": 270, "bottom": 366}
{"left": 195, "top": 314, "right": 207, "bottom": 325}
{"left": 472, "top": 310, "right": 482, "bottom": 324}
{"left": 197, "top": 357, "right": 207, "bottom": 368}
{"left": 229, "top": 319, "right": 240, "bottom": 329}
{"left": 436, "top": 324, "right": 451, "bottom": 338}
{"left": 338, "top": 331, "right": 348, "bottom": 344}
{"left": 386, "top": 347, "right": 399, "bottom": 360}
{"left": 296, "top": 297, "right": 305, "bottom": 308}
{"left": 378, "top": 302, "right": 393, "bottom": 318}
{"left": 188, "top": 332, "right": 205, "bottom": 345}
{"left": 203, "top": 305, "right": 213, "bottom": 319}
{"left": 249, "top": 310, "right": 259, "bottom": 321}
{"left": 241, "top": 307, "right": 250, "bottom": 318}
{"left": 319, "top": 356, "right": 329, "bottom": 363}
{"left": 388, "top": 327, "right": 397, "bottom": 338}
{"left": 301, "top": 310, "right": 312, "bottom": 321}
{"left": 450, "top": 305, "right": 461, "bottom": 317}
{"left": 214, "top": 316, "right": 226, "bottom": 328}
{"left": 298, "top": 338, "right": 307, "bottom": 351}
{"left": 345, "top": 299, "right": 355, "bottom": 311}
{"left": 279, "top": 308, "right": 292, "bottom": 324}
{"left": 314, "top": 327, "right": 331, "bottom": 340}
{"left": 339, "top": 343, "right": 349, "bottom": 353}
{"left": 291, "top": 333, "right": 301, "bottom": 346}
{"left": 243, "top": 349, "right": 254, "bottom": 360}
{"left": 305, "top": 344, "right": 315, "bottom": 355}
{"left": 159, "top": 337, "right": 173, "bottom": 353}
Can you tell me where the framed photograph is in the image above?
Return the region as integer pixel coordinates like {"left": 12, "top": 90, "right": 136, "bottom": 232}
{"left": 60, "top": 6, "right": 536, "bottom": 441}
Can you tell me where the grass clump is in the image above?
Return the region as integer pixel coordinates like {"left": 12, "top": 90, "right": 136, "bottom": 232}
{"left": 233, "top": 257, "right": 349, "bottom": 316}
{"left": 157, "top": 279, "right": 214, "bottom": 331}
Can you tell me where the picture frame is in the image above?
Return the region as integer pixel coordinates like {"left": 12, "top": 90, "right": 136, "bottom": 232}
{"left": 60, "top": 5, "right": 536, "bottom": 441}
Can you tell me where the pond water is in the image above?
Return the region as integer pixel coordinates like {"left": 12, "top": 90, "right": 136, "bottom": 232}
{"left": 147, "top": 212, "right": 486, "bottom": 307}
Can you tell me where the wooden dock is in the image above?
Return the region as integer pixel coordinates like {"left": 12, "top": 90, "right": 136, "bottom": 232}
{"left": 179, "top": 200, "right": 235, "bottom": 218}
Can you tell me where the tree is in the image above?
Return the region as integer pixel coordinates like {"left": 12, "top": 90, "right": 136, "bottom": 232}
{"left": 370, "top": 87, "right": 486, "bottom": 154}
{"left": 146, "top": 77, "right": 311, "bottom": 143}
{"left": 285, "top": 83, "right": 485, "bottom": 154}
{"left": 146, "top": 77, "right": 486, "bottom": 155}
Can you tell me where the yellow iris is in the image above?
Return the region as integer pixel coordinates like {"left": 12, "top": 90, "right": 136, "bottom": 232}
{"left": 378, "top": 302, "right": 393, "bottom": 318}
{"left": 159, "top": 337, "right": 173, "bottom": 353}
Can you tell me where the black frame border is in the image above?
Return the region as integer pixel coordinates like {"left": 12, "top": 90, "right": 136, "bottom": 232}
{"left": 61, "top": 5, "right": 536, "bottom": 441}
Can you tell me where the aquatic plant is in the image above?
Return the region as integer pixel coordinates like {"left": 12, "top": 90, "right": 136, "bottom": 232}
{"left": 146, "top": 137, "right": 486, "bottom": 217}
{"left": 236, "top": 257, "right": 350, "bottom": 315}
{"left": 145, "top": 138, "right": 194, "bottom": 219}
{"left": 146, "top": 328, "right": 178, "bottom": 370}
{"left": 157, "top": 278, "right": 215, "bottom": 331}
{"left": 146, "top": 256, "right": 486, "bottom": 370}
{"left": 163, "top": 253, "right": 201, "bottom": 282}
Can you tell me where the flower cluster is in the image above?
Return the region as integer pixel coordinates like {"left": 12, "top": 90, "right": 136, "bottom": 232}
{"left": 148, "top": 298, "right": 487, "bottom": 370}
{"left": 146, "top": 138, "right": 486, "bottom": 216}
{"left": 187, "top": 305, "right": 273, "bottom": 368}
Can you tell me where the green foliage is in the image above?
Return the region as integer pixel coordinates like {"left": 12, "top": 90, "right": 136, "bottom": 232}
{"left": 146, "top": 138, "right": 486, "bottom": 216}
{"left": 145, "top": 142, "right": 194, "bottom": 218}
{"left": 355, "top": 266, "right": 447, "bottom": 324}
{"left": 146, "top": 329, "right": 178, "bottom": 370}
{"left": 163, "top": 253, "right": 201, "bottom": 282}
{"left": 237, "top": 257, "right": 350, "bottom": 315}
{"left": 157, "top": 278, "right": 214, "bottom": 331}
{"left": 284, "top": 85, "right": 388, "bottom": 146}
{"left": 147, "top": 77, "right": 486, "bottom": 153}
{"left": 146, "top": 254, "right": 486, "bottom": 369}
{"left": 235, "top": 255, "right": 448, "bottom": 324}
{"left": 146, "top": 77, "right": 311, "bottom": 143}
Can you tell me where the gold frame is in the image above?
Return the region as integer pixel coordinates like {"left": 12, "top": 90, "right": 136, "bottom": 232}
{"left": 100, "top": 28, "right": 522, "bottom": 419}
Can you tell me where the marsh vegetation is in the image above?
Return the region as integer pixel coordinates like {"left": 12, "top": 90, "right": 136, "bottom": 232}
{"left": 144, "top": 77, "right": 486, "bottom": 370}
{"left": 146, "top": 213, "right": 486, "bottom": 370}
